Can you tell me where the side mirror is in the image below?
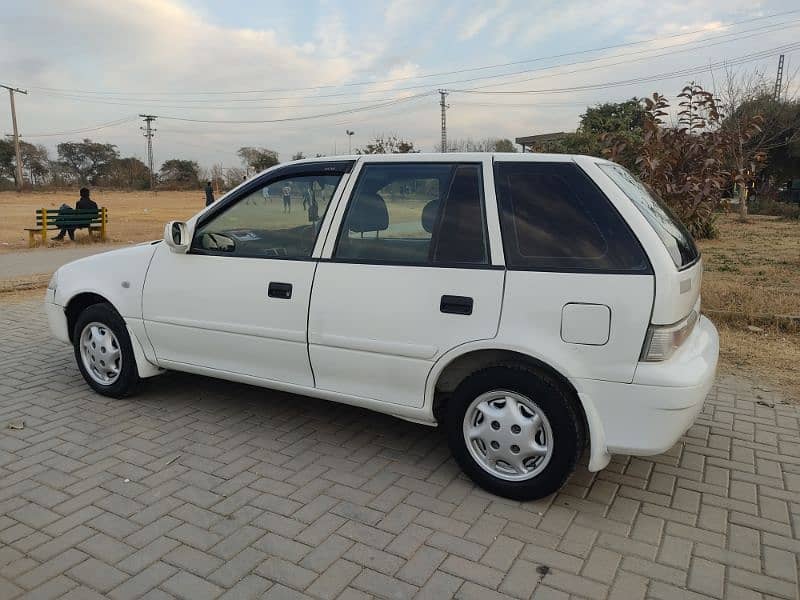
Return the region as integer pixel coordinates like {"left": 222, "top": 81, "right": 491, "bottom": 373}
{"left": 164, "top": 221, "right": 190, "bottom": 253}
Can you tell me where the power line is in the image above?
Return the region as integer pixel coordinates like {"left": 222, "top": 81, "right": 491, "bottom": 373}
{"left": 451, "top": 24, "right": 800, "bottom": 94}
{"left": 150, "top": 92, "right": 433, "bottom": 124}
{"left": 452, "top": 42, "right": 800, "bottom": 95}
{"left": 12, "top": 42, "right": 798, "bottom": 141}
{"left": 17, "top": 17, "right": 800, "bottom": 112}
{"left": 1, "top": 84, "right": 28, "bottom": 192}
{"left": 23, "top": 116, "right": 138, "bottom": 138}
{"left": 14, "top": 8, "right": 800, "bottom": 98}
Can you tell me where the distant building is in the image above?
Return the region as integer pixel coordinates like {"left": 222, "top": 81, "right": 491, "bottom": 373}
{"left": 515, "top": 132, "right": 568, "bottom": 153}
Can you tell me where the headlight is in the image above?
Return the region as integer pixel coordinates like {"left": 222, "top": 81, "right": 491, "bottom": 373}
{"left": 640, "top": 310, "right": 698, "bottom": 362}
{"left": 47, "top": 270, "right": 59, "bottom": 292}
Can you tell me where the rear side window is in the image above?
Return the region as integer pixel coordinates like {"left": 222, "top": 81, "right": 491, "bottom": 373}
{"left": 335, "top": 163, "right": 488, "bottom": 266}
{"left": 495, "top": 162, "right": 650, "bottom": 273}
{"left": 597, "top": 163, "right": 699, "bottom": 269}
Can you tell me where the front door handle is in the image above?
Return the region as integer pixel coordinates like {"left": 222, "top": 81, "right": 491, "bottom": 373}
{"left": 268, "top": 282, "right": 292, "bottom": 299}
{"left": 440, "top": 295, "right": 473, "bottom": 315}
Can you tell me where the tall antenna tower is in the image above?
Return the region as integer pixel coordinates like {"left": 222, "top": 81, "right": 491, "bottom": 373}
{"left": 139, "top": 114, "right": 157, "bottom": 190}
{"left": 773, "top": 54, "right": 785, "bottom": 101}
{"left": 439, "top": 90, "right": 449, "bottom": 153}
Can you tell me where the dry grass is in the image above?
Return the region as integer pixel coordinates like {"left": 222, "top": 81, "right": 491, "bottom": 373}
{"left": 716, "top": 323, "right": 799, "bottom": 401}
{"left": 698, "top": 214, "right": 799, "bottom": 401}
{"left": 0, "top": 190, "right": 203, "bottom": 252}
{"left": 698, "top": 214, "right": 800, "bottom": 319}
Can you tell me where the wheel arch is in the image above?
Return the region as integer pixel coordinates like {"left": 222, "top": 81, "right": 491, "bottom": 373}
{"left": 65, "top": 292, "right": 115, "bottom": 342}
{"left": 427, "top": 345, "right": 610, "bottom": 471}
{"left": 65, "top": 291, "right": 163, "bottom": 379}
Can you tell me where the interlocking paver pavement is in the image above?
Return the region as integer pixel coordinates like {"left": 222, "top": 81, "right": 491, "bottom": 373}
{"left": 1, "top": 297, "right": 799, "bottom": 600}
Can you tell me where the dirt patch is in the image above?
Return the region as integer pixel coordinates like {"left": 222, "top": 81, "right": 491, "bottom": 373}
{"left": 716, "top": 323, "right": 799, "bottom": 402}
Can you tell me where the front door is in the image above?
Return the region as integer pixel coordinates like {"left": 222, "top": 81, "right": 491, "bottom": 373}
{"left": 309, "top": 160, "right": 504, "bottom": 408}
{"left": 142, "top": 164, "right": 350, "bottom": 386}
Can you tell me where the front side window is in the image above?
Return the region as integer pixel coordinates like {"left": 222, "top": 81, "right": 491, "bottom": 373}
{"left": 335, "top": 163, "right": 488, "bottom": 266}
{"left": 495, "top": 162, "right": 650, "bottom": 273}
{"left": 193, "top": 174, "right": 342, "bottom": 258}
{"left": 597, "top": 162, "right": 699, "bottom": 269}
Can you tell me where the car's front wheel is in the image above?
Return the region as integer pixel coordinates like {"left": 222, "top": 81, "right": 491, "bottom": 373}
{"left": 73, "top": 303, "right": 140, "bottom": 398}
{"left": 445, "top": 365, "right": 583, "bottom": 501}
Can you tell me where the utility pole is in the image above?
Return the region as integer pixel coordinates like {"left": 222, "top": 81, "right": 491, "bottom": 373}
{"left": 773, "top": 54, "right": 785, "bottom": 101}
{"left": 2, "top": 84, "right": 28, "bottom": 192}
{"left": 346, "top": 130, "right": 355, "bottom": 154}
{"left": 139, "top": 114, "right": 157, "bottom": 191}
{"left": 438, "top": 89, "right": 449, "bottom": 153}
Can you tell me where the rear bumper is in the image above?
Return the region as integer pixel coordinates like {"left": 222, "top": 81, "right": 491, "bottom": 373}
{"left": 579, "top": 316, "right": 718, "bottom": 466}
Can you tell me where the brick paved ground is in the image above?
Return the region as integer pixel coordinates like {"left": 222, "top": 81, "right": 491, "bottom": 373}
{"left": 1, "top": 298, "right": 798, "bottom": 600}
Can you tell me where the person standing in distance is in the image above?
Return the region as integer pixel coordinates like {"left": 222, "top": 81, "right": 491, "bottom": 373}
{"left": 204, "top": 181, "right": 215, "bottom": 207}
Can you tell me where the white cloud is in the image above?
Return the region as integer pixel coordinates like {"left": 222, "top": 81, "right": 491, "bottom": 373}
{"left": 0, "top": 0, "right": 793, "bottom": 166}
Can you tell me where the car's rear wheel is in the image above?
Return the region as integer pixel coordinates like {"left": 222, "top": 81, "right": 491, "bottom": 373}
{"left": 73, "top": 303, "right": 140, "bottom": 398}
{"left": 445, "top": 365, "right": 583, "bottom": 500}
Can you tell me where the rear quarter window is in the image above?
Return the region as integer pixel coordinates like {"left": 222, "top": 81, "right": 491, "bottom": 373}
{"left": 494, "top": 162, "right": 651, "bottom": 273}
{"left": 597, "top": 163, "right": 699, "bottom": 269}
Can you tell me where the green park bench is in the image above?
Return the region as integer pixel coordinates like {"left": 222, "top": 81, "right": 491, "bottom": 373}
{"left": 25, "top": 207, "right": 108, "bottom": 247}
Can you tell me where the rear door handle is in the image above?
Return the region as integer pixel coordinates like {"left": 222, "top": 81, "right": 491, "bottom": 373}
{"left": 440, "top": 295, "right": 473, "bottom": 315}
{"left": 268, "top": 282, "right": 292, "bottom": 299}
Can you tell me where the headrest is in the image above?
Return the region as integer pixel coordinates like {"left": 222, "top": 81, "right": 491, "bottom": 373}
{"left": 421, "top": 200, "right": 439, "bottom": 233}
{"left": 348, "top": 193, "right": 389, "bottom": 233}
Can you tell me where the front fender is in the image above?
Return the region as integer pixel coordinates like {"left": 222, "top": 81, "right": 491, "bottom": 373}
{"left": 53, "top": 243, "right": 159, "bottom": 319}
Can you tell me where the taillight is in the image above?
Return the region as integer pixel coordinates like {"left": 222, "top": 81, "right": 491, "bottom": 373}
{"left": 640, "top": 310, "right": 698, "bottom": 362}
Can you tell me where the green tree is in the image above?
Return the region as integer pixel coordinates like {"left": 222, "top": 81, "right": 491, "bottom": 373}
{"left": 492, "top": 138, "right": 517, "bottom": 153}
{"left": 357, "top": 134, "right": 418, "bottom": 154}
{"left": 0, "top": 139, "right": 17, "bottom": 184}
{"left": 57, "top": 138, "right": 119, "bottom": 184}
{"left": 443, "top": 137, "right": 517, "bottom": 152}
{"left": 0, "top": 139, "right": 50, "bottom": 186}
{"left": 159, "top": 159, "right": 200, "bottom": 188}
{"left": 237, "top": 147, "right": 280, "bottom": 172}
{"left": 579, "top": 99, "right": 646, "bottom": 135}
{"left": 102, "top": 157, "right": 151, "bottom": 189}
{"left": 723, "top": 95, "right": 800, "bottom": 187}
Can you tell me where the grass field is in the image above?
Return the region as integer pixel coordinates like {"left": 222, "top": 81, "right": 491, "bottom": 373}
{"left": 1, "top": 190, "right": 797, "bottom": 398}
{"left": 0, "top": 190, "right": 212, "bottom": 251}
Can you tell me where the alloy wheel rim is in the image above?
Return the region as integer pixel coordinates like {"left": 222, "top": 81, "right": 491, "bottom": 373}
{"left": 79, "top": 321, "right": 121, "bottom": 385}
{"left": 463, "top": 390, "right": 554, "bottom": 482}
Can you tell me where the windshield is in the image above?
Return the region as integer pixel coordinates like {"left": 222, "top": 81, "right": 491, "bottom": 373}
{"left": 598, "top": 163, "right": 699, "bottom": 268}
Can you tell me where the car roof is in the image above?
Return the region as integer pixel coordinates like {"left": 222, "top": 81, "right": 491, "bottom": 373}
{"left": 286, "top": 152, "right": 606, "bottom": 164}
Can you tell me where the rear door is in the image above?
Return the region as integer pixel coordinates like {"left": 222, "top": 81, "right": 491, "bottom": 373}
{"left": 308, "top": 157, "right": 504, "bottom": 408}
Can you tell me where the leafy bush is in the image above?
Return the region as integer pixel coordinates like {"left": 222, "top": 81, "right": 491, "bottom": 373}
{"left": 603, "top": 85, "right": 765, "bottom": 239}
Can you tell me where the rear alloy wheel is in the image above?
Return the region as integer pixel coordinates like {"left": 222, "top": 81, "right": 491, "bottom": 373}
{"left": 446, "top": 365, "right": 583, "bottom": 500}
{"left": 73, "top": 303, "right": 140, "bottom": 398}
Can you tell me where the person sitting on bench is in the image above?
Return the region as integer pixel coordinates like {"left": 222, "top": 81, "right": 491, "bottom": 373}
{"left": 54, "top": 187, "right": 98, "bottom": 240}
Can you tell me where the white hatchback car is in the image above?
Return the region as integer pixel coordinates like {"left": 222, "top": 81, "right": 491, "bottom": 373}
{"left": 46, "top": 153, "right": 718, "bottom": 500}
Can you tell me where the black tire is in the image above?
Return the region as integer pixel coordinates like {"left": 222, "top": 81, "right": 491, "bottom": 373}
{"left": 73, "top": 303, "right": 140, "bottom": 398}
{"left": 445, "top": 365, "right": 583, "bottom": 501}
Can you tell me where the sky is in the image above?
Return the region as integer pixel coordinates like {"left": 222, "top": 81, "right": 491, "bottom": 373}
{"left": 1, "top": 0, "right": 799, "bottom": 171}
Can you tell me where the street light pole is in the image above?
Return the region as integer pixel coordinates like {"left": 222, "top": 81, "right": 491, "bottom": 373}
{"left": 346, "top": 130, "right": 355, "bottom": 154}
